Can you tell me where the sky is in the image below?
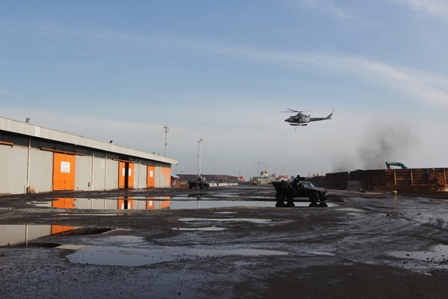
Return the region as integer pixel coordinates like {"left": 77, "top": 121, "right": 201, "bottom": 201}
{"left": 1, "top": 0, "right": 448, "bottom": 179}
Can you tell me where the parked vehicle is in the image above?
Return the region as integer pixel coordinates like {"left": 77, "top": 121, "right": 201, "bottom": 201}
{"left": 188, "top": 180, "right": 210, "bottom": 189}
{"left": 271, "top": 180, "right": 327, "bottom": 207}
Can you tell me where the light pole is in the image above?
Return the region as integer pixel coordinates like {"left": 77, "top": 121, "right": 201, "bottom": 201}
{"left": 197, "top": 138, "right": 204, "bottom": 176}
{"left": 164, "top": 125, "right": 169, "bottom": 157}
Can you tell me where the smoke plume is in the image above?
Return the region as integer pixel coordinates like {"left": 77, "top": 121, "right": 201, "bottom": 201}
{"left": 357, "top": 119, "right": 416, "bottom": 169}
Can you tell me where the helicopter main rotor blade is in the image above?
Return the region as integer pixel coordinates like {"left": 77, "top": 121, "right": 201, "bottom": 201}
{"left": 280, "top": 109, "right": 302, "bottom": 113}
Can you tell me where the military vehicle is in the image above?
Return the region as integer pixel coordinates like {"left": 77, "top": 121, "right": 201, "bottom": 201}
{"left": 188, "top": 180, "right": 210, "bottom": 189}
{"left": 272, "top": 180, "right": 328, "bottom": 207}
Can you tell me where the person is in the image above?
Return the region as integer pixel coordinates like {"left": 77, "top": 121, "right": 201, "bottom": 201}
{"left": 293, "top": 175, "right": 303, "bottom": 188}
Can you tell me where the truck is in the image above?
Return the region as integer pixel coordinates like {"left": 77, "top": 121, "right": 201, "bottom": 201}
{"left": 271, "top": 180, "right": 328, "bottom": 207}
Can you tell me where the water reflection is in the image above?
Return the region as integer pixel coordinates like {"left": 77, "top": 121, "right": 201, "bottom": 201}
{"left": 37, "top": 196, "right": 172, "bottom": 210}
{"left": 276, "top": 201, "right": 329, "bottom": 208}
{"left": 66, "top": 235, "right": 288, "bottom": 267}
{"left": 0, "top": 224, "right": 78, "bottom": 246}
{"left": 29, "top": 197, "right": 334, "bottom": 210}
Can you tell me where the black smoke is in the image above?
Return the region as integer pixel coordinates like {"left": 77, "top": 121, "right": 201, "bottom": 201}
{"left": 357, "top": 119, "right": 416, "bottom": 169}
{"left": 331, "top": 119, "right": 417, "bottom": 172}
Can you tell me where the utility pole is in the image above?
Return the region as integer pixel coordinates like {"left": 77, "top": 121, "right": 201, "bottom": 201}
{"left": 164, "top": 125, "right": 169, "bottom": 157}
{"left": 197, "top": 138, "right": 204, "bottom": 176}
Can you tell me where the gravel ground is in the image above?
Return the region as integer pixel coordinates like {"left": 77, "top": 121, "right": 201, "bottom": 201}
{"left": 1, "top": 185, "right": 448, "bottom": 298}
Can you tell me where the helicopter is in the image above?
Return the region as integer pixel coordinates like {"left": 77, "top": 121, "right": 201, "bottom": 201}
{"left": 283, "top": 109, "right": 334, "bottom": 126}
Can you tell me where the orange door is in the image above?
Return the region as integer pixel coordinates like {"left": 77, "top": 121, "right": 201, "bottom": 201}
{"left": 118, "top": 161, "right": 134, "bottom": 189}
{"left": 51, "top": 225, "right": 74, "bottom": 235}
{"left": 146, "top": 196, "right": 170, "bottom": 210}
{"left": 52, "top": 198, "right": 75, "bottom": 209}
{"left": 160, "top": 196, "right": 171, "bottom": 209}
{"left": 118, "top": 161, "right": 125, "bottom": 189}
{"left": 118, "top": 196, "right": 134, "bottom": 210}
{"left": 161, "top": 167, "right": 171, "bottom": 186}
{"left": 128, "top": 163, "right": 134, "bottom": 188}
{"left": 53, "top": 153, "right": 76, "bottom": 191}
{"left": 147, "top": 165, "right": 155, "bottom": 188}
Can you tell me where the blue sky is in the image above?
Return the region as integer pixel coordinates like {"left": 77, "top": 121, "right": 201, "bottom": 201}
{"left": 2, "top": 0, "right": 448, "bottom": 179}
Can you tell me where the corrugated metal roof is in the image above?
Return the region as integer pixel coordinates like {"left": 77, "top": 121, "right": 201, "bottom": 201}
{"left": 0, "top": 116, "right": 177, "bottom": 165}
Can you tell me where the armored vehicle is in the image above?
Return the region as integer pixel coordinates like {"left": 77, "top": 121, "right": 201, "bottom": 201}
{"left": 272, "top": 180, "right": 327, "bottom": 207}
{"left": 188, "top": 180, "right": 210, "bottom": 189}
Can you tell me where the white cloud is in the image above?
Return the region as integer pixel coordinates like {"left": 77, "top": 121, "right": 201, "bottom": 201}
{"left": 391, "top": 0, "right": 448, "bottom": 17}
{"left": 6, "top": 15, "right": 448, "bottom": 111}
{"left": 213, "top": 46, "right": 448, "bottom": 109}
{"left": 285, "top": 0, "right": 352, "bottom": 19}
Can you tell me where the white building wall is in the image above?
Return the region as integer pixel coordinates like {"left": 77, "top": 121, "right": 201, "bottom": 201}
{"left": 75, "top": 155, "right": 91, "bottom": 191}
{"left": 0, "top": 225, "right": 52, "bottom": 246}
{"left": 135, "top": 162, "right": 147, "bottom": 189}
{"left": 0, "top": 145, "right": 28, "bottom": 194}
{"left": 91, "top": 154, "right": 106, "bottom": 191}
{"left": 0, "top": 144, "right": 172, "bottom": 194}
{"left": 74, "top": 198, "right": 118, "bottom": 210}
{"left": 1, "top": 116, "right": 177, "bottom": 195}
{"left": 155, "top": 166, "right": 171, "bottom": 187}
{"left": 29, "top": 148, "right": 53, "bottom": 193}
{"left": 106, "top": 159, "right": 118, "bottom": 190}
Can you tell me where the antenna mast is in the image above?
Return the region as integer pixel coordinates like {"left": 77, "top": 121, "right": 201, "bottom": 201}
{"left": 197, "top": 138, "right": 204, "bottom": 176}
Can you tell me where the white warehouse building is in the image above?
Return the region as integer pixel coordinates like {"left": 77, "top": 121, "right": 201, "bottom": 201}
{"left": 0, "top": 116, "right": 177, "bottom": 195}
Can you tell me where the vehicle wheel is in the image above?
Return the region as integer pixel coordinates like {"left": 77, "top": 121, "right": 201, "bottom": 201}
{"left": 285, "top": 201, "right": 295, "bottom": 207}
{"left": 275, "top": 201, "right": 286, "bottom": 207}
{"left": 309, "top": 192, "right": 319, "bottom": 202}
{"left": 319, "top": 194, "right": 327, "bottom": 202}
{"left": 276, "top": 192, "right": 285, "bottom": 201}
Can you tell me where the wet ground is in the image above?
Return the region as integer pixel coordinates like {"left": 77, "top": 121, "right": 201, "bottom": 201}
{"left": 2, "top": 185, "right": 448, "bottom": 298}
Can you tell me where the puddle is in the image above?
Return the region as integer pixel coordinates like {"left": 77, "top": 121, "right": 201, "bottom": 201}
{"left": 310, "top": 251, "right": 335, "bottom": 256}
{"left": 389, "top": 245, "right": 448, "bottom": 270}
{"left": 0, "top": 225, "right": 109, "bottom": 246}
{"left": 179, "top": 218, "right": 274, "bottom": 224}
{"left": 66, "top": 235, "right": 288, "bottom": 267}
{"left": 28, "top": 197, "right": 335, "bottom": 210}
{"left": 172, "top": 226, "right": 226, "bottom": 231}
{"left": 171, "top": 200, "right": 275, "bottom": 209}
{"left": 27, "top": 197, "right": 172, "bottom": 210}
{"left": 188, "top": 193, "right": 208, "bottom": 197}
{"left": 57, "top": 213, "right": 125, "bottom": 217}
{"left": 335, "top": 208, "right": 365, "bottom": 213}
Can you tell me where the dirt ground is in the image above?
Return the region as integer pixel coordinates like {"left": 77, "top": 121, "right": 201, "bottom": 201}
{"left": 1, "top": 185, "right": 448, "bottom": 298}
